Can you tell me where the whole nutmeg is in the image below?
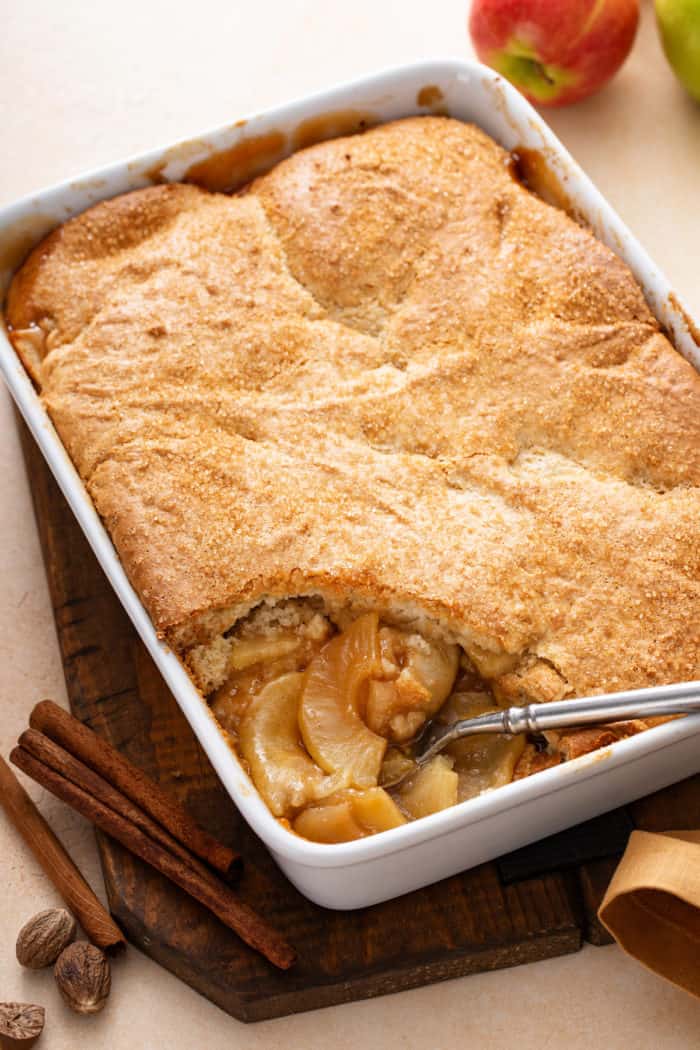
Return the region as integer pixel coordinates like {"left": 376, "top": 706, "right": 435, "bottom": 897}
{"left": 0, "top": 1002, "right": 45, "bottom": 1049}
{"left": 54, "top": 942, "right": 111, "bottom": 1015}
{"left": 16, "top": 907, "right": 76, "bottom": 970}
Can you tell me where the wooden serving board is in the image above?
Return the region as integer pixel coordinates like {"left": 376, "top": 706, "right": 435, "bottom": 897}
{"left": 17, "top": 419, "right": 700, "bottom": 1022}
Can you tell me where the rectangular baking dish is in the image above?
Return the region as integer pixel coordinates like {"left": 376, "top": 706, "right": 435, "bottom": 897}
{"left": 2, "top": 59, "right": 699, "bottom": 910}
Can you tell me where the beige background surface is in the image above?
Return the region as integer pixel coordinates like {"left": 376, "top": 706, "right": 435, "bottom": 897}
{"left": 1, "top": 2, "right": 699, "bottom": 1047}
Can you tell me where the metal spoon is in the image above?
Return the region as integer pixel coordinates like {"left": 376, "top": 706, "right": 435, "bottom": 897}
{"left": 382, "top": 680, "right": 700, "bottom": 788}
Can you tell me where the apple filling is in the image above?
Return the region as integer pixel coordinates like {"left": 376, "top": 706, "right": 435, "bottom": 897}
{"left": 186, "top": 598, "right": 538, "bottom": 843}
{"left": 188, "top": 598, "right": 656, "bottom": 842}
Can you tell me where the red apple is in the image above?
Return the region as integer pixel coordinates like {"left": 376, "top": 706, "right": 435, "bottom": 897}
{"left": 469, "top": 0, "right": 640, "bottom": 106}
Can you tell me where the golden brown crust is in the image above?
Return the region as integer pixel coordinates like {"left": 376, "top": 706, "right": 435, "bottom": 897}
{"left": 512, "top": 717, "right": 671, "bottom": 778}
{"left": 5, "top": 117, "right": 700, "bottom": 698}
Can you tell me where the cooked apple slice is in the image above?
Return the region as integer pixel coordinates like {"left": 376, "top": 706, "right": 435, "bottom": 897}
{"left": 366, "top": 629, "right": 459, "bottom": 741}
{"left": 441, "top": 691, "right": 525, "bottom": 801}
{"left": 212, "top": 621, "right": 332, "bottom": 735}
{"left": 463, "top": 642, "right": 518, "bottom": 679}
{"left": 397, "top": 755, "right": 458, "bottom": 818}
{"left": 239, "top": 672, "right": 339, "bottom": 816}
{"left": 299, "top": 613, "right": 387, "bottom": 788}
{"left": 294, "top": 799, "right": 363, "bottom": 843}
{"left": 366, "top": 677, "right": 429, "bottom": 742}
{"left": 401, "top": 633, "right": 459, "bottom": 711}
{"left": 229, "top": 634, "right": 302, "bottom": 671}
{"left": 293, "top": 787, "right": 406, "bottom": 843}
{"left": 350, "top": 786, "right": 407, "bottom": 833}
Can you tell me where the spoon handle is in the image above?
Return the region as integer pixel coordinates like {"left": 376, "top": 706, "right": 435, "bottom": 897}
{"left": 416, "top": 680, "right": 700, "bottom": 769}
{"left": 501, "top": 681, "right": 700, "bottom": 735}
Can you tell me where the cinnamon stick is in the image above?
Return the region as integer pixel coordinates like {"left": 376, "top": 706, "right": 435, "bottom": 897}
{"left": 19, "top": 728, "right": 217, "bottom": 887}
{"left": 11, "top": 746, "right": 295, "bottom": 970}
{"left": 0, "top": 753, "right": 125, "bottom": 954}
{"left": 30, "top": 700, "right": 240, "bottom": 881}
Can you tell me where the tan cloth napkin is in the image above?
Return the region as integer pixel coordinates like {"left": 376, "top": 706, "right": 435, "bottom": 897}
{"left": 598, "top": 830, "right": 700, "bottom": 998}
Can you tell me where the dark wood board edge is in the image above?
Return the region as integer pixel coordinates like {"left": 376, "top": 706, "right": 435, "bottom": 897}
{"left": 576, "top": 857, "right": 618, "bottom": 946}
{"left": 101, "top": 838, "right": 582, "bottom": 1022}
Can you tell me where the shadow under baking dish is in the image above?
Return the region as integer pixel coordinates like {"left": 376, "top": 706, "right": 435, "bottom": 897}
{"left": 1, "top": 59, "right": 699, "bottom": 908}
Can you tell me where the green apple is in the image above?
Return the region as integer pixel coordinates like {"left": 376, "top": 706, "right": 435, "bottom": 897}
{"left": 655, "top": 0, "right": 700, "bottom": 102}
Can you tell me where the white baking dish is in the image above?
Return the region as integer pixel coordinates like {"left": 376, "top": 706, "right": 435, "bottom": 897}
{"left": 2, "top": 60, "right": 699, "bottom": 910}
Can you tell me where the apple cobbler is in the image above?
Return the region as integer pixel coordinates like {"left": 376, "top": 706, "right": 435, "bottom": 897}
{"left": 6, "top": 117, "right": 700, "bottom": 843}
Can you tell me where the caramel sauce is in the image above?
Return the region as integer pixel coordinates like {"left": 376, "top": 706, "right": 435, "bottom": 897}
{"left": 143, "top": 159, "right": 168, "bottom": 185}
{"left": 416, "top": 85, "right": 448, "bottom": 114}
{"left": 291, "top": 110, "right": 378, "bottom": 152}
{"left": 183, "top": 130, "right": 287, "bottom": 193}
{"left": 668, "top": 292, "right": 700, "bottom": 349}
{"left": 136, "top": 137, "right": 210, "bottom": 185}
{"left": 0, "top": 213, "right": 57, "bottom": 294}
{"left": 510, "top": 146, "right": 585, "bottom": 225}
{"left": 68, "top": 176, "right": 107, "bottom": 193}
{"left": 417, "top": 84, "right": 443, "bottom": 107}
